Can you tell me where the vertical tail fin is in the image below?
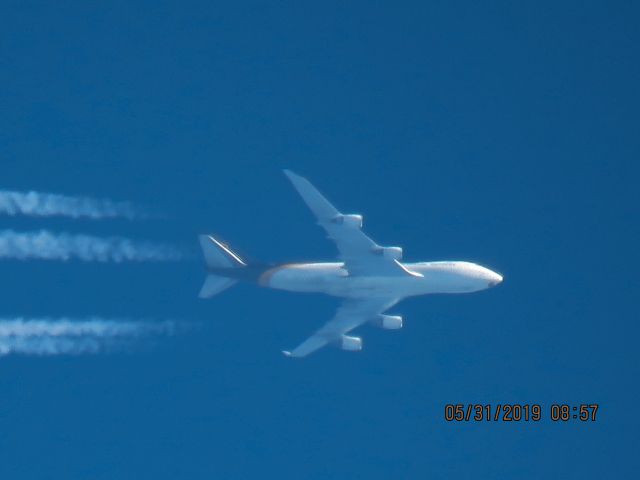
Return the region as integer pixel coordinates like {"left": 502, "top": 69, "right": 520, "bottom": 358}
{"left": 198, "top": 235, "right": 246, "bottom": 298}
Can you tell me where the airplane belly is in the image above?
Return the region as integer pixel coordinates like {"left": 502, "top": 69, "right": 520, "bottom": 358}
{"left": 260, "top": 263, "right": 426, "bottom": 298}
{"left": 324, "top": 276, "right": 425, "bottom": 298}
{"left": 259, "top": 263, "right": 347, "bottom": 293}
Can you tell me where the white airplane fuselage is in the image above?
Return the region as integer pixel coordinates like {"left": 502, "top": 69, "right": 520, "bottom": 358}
{"left": 259, "top": 261, "right": 503, "bottom": 299}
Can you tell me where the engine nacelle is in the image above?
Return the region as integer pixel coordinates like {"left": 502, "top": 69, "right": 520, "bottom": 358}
{"left": 371, "top": 314, "right": 403, "bottom": 330}
{"left": 371, "top": 246, "right": 403, "bottom": 260}
{"left": 331, "top": 214, "right": 363, "bottom": 229}
{"left": 340, "top": 335, "right": 363, "bottom": 351}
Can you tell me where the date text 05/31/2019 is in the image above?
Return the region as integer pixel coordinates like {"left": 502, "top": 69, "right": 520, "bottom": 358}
{"left": 444, "top": 404, "right": 599, "bottom": 422}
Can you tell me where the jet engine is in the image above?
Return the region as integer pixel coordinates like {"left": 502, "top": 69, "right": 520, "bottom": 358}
{"left": 371, "top": 246, "right": 403, "bottom": 260}
{"left": 340, "top": 335, "right": 363, "bottom": 351}
{"left": 371, "top": 314, "right": 403, "bottom": 330}
{"left": 331, "top": 214, "right": 363, "bottom": 229}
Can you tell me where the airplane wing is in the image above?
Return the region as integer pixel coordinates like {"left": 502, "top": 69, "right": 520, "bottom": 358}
{"left": 283, "top": 170, "right": 422, "bottom": 278}
{"left": 283, "top": 297, "right": 399, "bottom": 358}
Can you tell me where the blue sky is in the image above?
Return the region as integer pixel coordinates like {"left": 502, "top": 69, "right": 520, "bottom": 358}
{"left": 0, "top": 1, "right": 638, "bottom": 478}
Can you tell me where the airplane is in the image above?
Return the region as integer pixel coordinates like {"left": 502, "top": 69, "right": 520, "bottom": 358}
{"left": 198, "top": 170, "right": 503, "bottom": 358}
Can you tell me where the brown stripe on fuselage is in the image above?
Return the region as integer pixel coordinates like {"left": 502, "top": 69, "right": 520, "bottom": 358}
{"left": 258, "top": 263, "right": 302, "bottom": 287}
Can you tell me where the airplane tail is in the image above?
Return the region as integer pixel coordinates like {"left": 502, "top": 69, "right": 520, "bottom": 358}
{"left": 198, "top": 235, "right": 246, "bottom": 298}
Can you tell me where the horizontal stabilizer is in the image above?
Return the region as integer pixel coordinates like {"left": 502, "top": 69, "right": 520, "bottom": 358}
{"left": 199, "top": 274, "right": 237, "bottom": 298}
{"left": 199, "top": 235, "right": 246, "bottom": 269}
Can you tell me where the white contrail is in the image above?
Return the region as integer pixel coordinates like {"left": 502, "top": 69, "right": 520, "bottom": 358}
{"left": 0, "top": 229, "right": 186, "bottom": 262}
{"left": 0, "top": 318, "right": 176, "bottom": 356}
{"left": 0, "top": 190, "right": 141, "bottom": 219}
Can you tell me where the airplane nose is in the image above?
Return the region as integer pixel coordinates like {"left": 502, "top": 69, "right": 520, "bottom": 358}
{"left": 488, "top": 272, "right": 503, "bottom": 287}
